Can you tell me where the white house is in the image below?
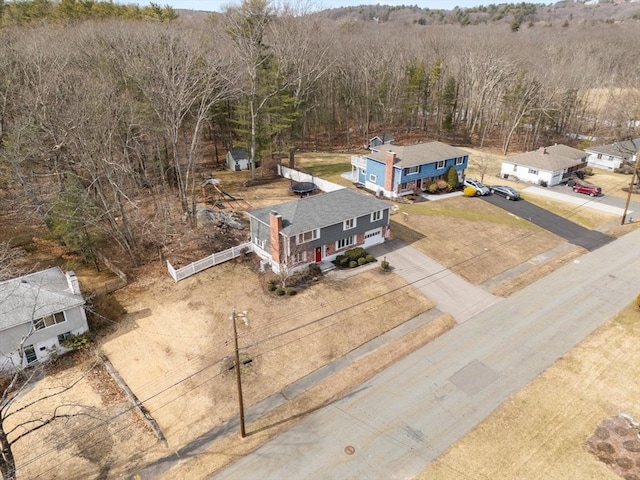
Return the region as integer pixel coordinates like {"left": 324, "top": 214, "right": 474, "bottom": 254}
{"left": 584, "top": 138, "right": 639, "bottom": 171}
{"left": 0, "top": 267, "right": 89, "bottom": 370}
{"left": 226, "top": 148, "right": 250, "bottom": 171}
{"left": 500, "top": 144, "right": 588, "bottom": 187}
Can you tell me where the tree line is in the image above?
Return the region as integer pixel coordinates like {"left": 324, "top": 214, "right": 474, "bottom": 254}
{"left": 0, "top": 0, "right": 638, "bottom": 268}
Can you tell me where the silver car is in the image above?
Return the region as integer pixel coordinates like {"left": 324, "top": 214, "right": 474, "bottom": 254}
{"left": 463, "top": 178, "right": 491, "bottom": 196}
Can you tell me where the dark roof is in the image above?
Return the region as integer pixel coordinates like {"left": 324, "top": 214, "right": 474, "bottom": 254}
{"left": 367, "top": 141, "right": 469, "bottom": 168}
{"left": 228, "top": 148, "right": 249, "bottom": 160}
{"left": 584, "top": 138, "right": 640, "bottom": 160}
{"left": 503, "top": 144, "right": 586, "bottom": 171}
{"left": 0, "top": 267, "right": 84, "bottom": 331}
{"left": 369, "top": 133, "right": 393, "bottom": 144}
{"left": 248, "top": 188, "right": 391, "bottom": 236}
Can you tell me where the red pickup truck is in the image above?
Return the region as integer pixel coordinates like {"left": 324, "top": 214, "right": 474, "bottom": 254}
{"left": 573, "top": 183, "right": 602, "bottom": 197}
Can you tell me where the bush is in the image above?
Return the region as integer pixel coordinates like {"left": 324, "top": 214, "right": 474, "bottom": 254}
{"left": 380, "top": 260, "right": 390, "bottom": 270}
{"left": 286, "top": 288, "right": 297, "bottom": 296}
{"left": 345, "top": 247, "right": 367, "bottom": 261}
{"left": 427, "top": 182, "right": 438, "bottom": 193}
{"left": 308, "top": 263, "right": 322, "bottom": 277}
{"left": 61, "top": 332, "right": 92, "bottom": 350}
{"left": 349, "top": 261, "right": 358, "bottom": 268}
{"left": 463, "top": 186, "right": 477, "bottom": 197}
{"left": 267, "top": 281, "right": 277, "bottom": 292}
{"left": 445, "top": 165, "right": 460, "bottom": 189}
{"left": 339, "top": 256, "right": 350, "bottom": 267}
{"left": 275, "top": 288, "right": 286, "bottom": 296}
{"left": 436, "top": 179, "right": 449, "bottom": 191}
{"left": 365, "top": 255, "right": 375, "bottom": 263}
{"left": 357, "top": 257, "right": 367, "bottom": 266}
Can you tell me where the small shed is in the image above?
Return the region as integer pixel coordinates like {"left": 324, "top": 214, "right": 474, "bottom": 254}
{"left": 226, "top": 148, "right": 250, "bottom": 171}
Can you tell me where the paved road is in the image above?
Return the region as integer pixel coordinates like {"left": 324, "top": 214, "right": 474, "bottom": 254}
{"left": 481, "top": 195, "right": 614, "bottom": 251}
{"left": 212, "top": 228, "right": 640, "bottom": 480}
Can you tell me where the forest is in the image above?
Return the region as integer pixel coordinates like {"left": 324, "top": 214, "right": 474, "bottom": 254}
{"left": 0, "top": 0, "right": 638, "bottom": 270}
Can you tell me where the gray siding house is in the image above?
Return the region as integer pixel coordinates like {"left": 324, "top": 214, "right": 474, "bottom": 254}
{"left": 226, "top": 148, "right": 251, "bottom": 171}
{"left": 0, "top": 267, "right": 89, "bottom": 370}
{"left": 247, "top": 188, "right": 392, "bottom": 273}
{"left": 585, "top": 138, "right": 639, "bottom": 171}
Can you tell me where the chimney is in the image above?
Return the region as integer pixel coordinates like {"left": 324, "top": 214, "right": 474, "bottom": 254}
{"left": 385, "top": 151, "right": 396, "bottom": 193}
{"left": 66, "top": 271, "right": 81, "bottom": 296}
{"left": 539, "top": 147, "right": 547, "bottom": 154}
{"left": 269, "top": 211, "right": 282, "bottom": 265}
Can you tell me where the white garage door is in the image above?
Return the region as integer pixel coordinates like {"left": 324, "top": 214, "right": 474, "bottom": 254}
{"left": 363, "top": 228, "right": 382, "bottom": 248}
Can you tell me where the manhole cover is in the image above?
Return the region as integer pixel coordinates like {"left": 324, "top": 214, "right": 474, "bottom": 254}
{"left": 344, "top": 445, "right": 355, "bottom": 455}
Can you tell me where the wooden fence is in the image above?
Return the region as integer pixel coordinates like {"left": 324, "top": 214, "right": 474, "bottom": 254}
{"left": 166, "top": 242, "right": 253, "bottom": 282}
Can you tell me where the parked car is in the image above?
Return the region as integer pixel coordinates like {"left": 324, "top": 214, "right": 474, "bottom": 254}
{"left": 572, "top": 183, "right": 602, "bottom": 197}
{"left": 463, "top": 178, "right": 491, "bottom": 196}
{"left": 490, "top": 185, "right": 520, "bottom": 200}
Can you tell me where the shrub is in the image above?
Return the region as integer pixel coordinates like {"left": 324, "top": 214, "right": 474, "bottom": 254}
{"left": 267, "top": 281, "right": 277, "bottom": 292}
{"left": 358, "top": 257, "right": 367, "bottom": 266}
{"left": 339, "top": 256, "right": 350, "bottom": 267}
{"left": 445, "top": 165, "right": 460, "bottom": 189}
{"left": 365, "top": 255, "right": 375, "bottom": 263}
{"left": 61, "top": 332, "right": 92, "bottom": 350}
{"left": 349, "top": 261, "right": 358, "bottom": 268}
{"left": 308, "top": 263, "right": 322, "bottom": 277}
{"left": 436, "top": 179, "right": 448, "bottom": 191}
{"left": 286, "top": 288, "right": 297, "bottom": 296}
{"left": 345, "top": 247, "right": 367, "bottom": 261}
{"left": 427, "top": 182, "right": 438, "bottom": 193}
{"left": 275, "top": 288, "right": 286, "bottom": 296}
{"left": 380, "top": 260, "right": 390, "bottom": 270}
{"left": 463, "top": 186, "right": 477, "bottom": 197}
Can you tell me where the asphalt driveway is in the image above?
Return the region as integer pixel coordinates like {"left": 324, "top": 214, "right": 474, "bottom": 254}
{"left": 481, "top": 195, "right": 614, "bottom": 251}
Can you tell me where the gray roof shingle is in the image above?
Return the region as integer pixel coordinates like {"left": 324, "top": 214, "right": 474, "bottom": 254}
{"left": 503, "top": 144, "right": 587, "bottom": 171}
{"left": 248, "top": 188, "right": 391, "bottom": 236}
{"left": 367, "top": 141, "right": 469, "bottom": 167}
{"left": 585, "top": 138, "right": 640, "bottom": 160}
{"left": 0, "top": 267, "right": 84, "bottom": 331}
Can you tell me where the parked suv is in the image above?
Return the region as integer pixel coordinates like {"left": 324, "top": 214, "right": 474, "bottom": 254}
{"left": 573, "top": 183, "right": 602, "bottom": 197}
{"left": 463, "top": 178, "right": 491, "bottom": 196}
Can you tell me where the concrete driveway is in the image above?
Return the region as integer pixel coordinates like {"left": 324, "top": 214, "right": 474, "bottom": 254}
{"left": 366, "top": 239, "right": 500, "bottom": 324}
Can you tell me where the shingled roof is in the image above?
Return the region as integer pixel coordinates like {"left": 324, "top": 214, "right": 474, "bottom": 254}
{"left": 248, "top": 188, "right": 391, "bottom": 236}
{"left": 0, "top": 267, "right": 84, "bottom": 332}
{"left": 366, "top": 141, "right": 469, "bottom": 168}
{"left": 585, "top": 138, "right": 639, "bottom": 160}
{"left": 503, "top": 144, "right": 586, "bottom": 171}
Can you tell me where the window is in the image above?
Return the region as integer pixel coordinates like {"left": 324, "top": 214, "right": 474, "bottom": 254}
{"left": 34, "top": 312, "right": 66, "bottom": 331}
{"left": 406, "top": 166, "right": 419, "bottom": 175}
{"left": 456, "top": 157, "right": 464, "bottom": 166}
{"left": 437, "top": 160, "right": 445, "bottom": 169}
{"left": 336, "top": 236, "right": 355, "bottom": 250}
{"left": 369, "top": 174, "right": 377, "bottom": 183}
{"left": 297, "top": 229, "right": 318, "bottom": 244}
{"left": 254, "top": 237, "right": 265, "bottom": 249}
{"left": 608, "top": 156, "right": 614, "bottom": 161}
{"left": 343, "top": 218, "right": 356, "bottom": 230}
{"left": 597, "top": 153, "right": 602, "bottom": 159}
{"left": 24, "top": 345, "right": 37, "bottom": 364}
{"left": 528, "top": 168, "right": 538, "bottom": 175}
{"left": 58, "top": 332, "right": 73, "bottom": 344}
{"left": 291, "top": 251, "right": 306, "bottom": 264}
{"left": 371, "top": 210, "right": 382, "bottom": 222}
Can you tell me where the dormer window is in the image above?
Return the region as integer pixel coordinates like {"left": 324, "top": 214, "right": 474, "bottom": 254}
{"left": 343, "top": 218, "right": 356, "bottom": 230}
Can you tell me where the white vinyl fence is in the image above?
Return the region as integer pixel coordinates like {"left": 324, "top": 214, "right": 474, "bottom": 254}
{"left": 277, "top": 165, "right": 344, "bottom": 192}
{"left": 167, "top": 242, "right": 253, "bottom": 282}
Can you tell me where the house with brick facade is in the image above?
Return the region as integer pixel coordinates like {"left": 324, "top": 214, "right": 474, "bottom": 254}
{"left": 247, "top": 188, "right": 392, "bottom": 273}
{"left": 350, "top": 141, "right": 469, "bottom": 199}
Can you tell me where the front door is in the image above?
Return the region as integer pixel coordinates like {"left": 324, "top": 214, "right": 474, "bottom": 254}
{"left": 315, "top": 246, "right": 322, "bottom": 262}
{"left": 416, "top": 178, "right": 422, "bottom": 190}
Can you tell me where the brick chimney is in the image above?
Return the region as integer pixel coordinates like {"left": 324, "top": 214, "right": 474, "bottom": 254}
{"left": 385, "top": 151, "right": 396, "bottom": 193}
{"left": 269, "top": 211, "right": 282, "bottom": 264}
{"left": 65, "top": 271, "right": 81, "bottom": 295}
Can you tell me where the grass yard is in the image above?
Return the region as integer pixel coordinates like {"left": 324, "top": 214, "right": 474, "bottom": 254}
{"left": 417, "top": 301, "right": 640, "bottom": 480}
{"left": 296, "top": 152, "right": 355, "bottom": 186}
{"left": 391, "top": 196, "right": 565, "bottom": 285}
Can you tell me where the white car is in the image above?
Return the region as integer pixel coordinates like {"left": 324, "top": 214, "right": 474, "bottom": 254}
{"left": 463, "top": 178, "right": 491, "bottom": 196}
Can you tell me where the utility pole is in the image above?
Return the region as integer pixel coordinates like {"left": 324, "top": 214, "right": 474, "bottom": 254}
{"left": 231, "top": 309, "right": 246, "bottom": 438}
{"left": 620, "top": 148, "right": 640, "bottom": 225}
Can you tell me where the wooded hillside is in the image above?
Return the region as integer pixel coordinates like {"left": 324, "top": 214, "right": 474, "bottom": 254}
{"left": 0, "top": 0, "right": 638, "bottom": 269}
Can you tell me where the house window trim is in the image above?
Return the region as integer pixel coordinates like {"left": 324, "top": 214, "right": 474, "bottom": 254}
{"left": 254, "top": 237, "right": 265, "bottom": 249}
{"left": 371, "top": 210, "right": 382, "bottom": 222}
{"left": 296, "top": 229, "right": 319, "bottom": 245}
{"left": 405, "top": 166, "right": 419, "bottom": 175}
{"left": 436, "top": 160, "right": 445, "bottom": 169}
{"left": 343, "top": 218, "right": 357, "bottom": 231}
{"left": 336, "top": 235, "right": 355, "bottom": 250}
{"left": 528, "top": 168, "right": 539, "bottom": 175}
{"left": 24, "top": 345, "right": 37, "bottom": 364}
{"left": 456, "top": 157, "right": 464, "bottom": 166}
{"left": 369, "top": 173, "right": 377, "bottom": 183}
{"left": 34, "top": 312, "right": 66, "bottom": 331}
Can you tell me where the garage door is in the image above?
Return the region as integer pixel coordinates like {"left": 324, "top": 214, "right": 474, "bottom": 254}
{"left": 363, "top": 228, "right": 382, "bottom": 248}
